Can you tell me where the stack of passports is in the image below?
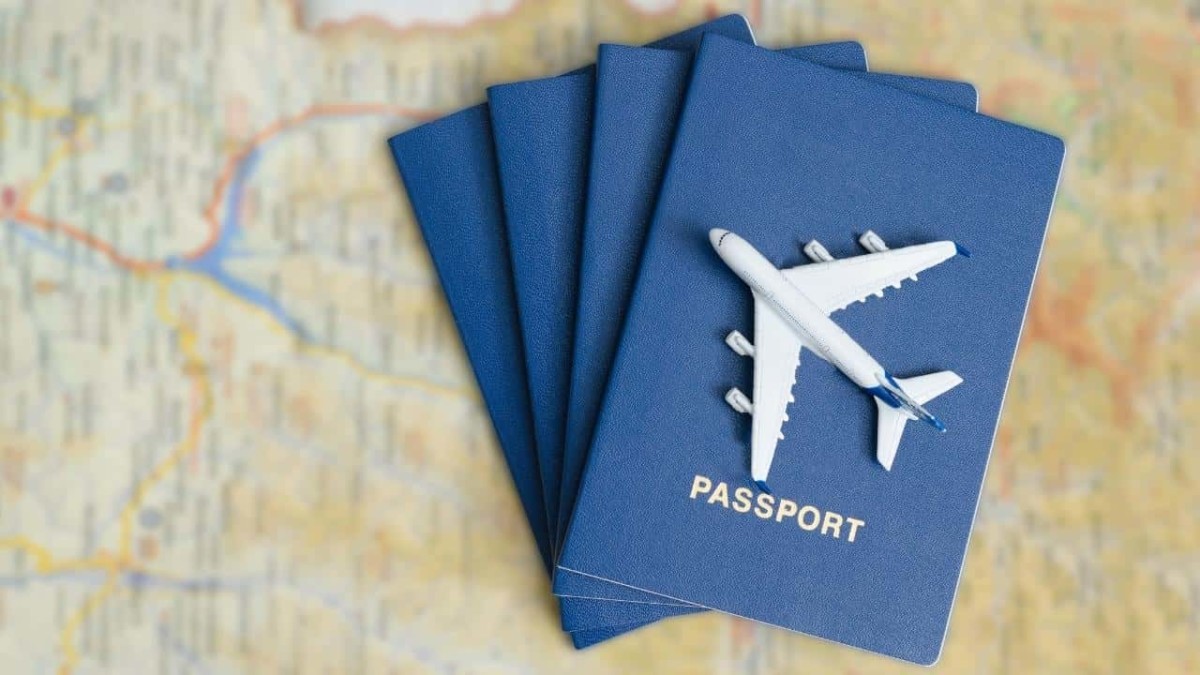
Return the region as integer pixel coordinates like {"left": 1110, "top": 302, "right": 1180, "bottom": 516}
{"left": 388, "top": 15, "right": 1063, "bottom": 662}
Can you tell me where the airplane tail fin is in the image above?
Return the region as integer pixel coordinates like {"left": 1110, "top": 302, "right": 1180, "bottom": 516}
{"left": 874, "top": 371, "right": 963, "bottom": 471}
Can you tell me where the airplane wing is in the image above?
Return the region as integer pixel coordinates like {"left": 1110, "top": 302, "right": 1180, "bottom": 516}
{"left": 749, "top": 294, "right": 803, "bottom": 484}
{"left": 781, "top": 241, "right": 963, "bottom": 314}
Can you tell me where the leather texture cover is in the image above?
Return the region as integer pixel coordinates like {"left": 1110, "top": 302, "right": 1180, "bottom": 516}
{"left": 556, "top": 44, "right": 977, "bottom": 604}
{"left": 388, "top": 106, "right": 550, "bottom": 571}
{"left": 487, "top": 20, "right": 758, "bottom": 630}
{"left": 386, "top": 111, "right": 689, "bottom": 637}
{"left": 558, "top": 34, "right": 1063, "bottom": 664}
{"left": 488, "top": 18, "right": 755, "bottom": 554}
{"left": 389, "top": 15, "right": 753, "bottom": 643}
{"left": 489, "top": 41, "right": 873, "bottom": 621}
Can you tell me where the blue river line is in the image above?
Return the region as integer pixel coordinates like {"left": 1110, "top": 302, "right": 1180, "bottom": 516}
{"left": 165, "top": 146, "right": 310, "bottom": 340}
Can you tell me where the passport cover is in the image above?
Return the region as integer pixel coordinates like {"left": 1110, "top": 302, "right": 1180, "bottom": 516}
{"left": 389, "top": 15, "right": 754, "bottom": 642}
{"left": 388, "top": 105, "right": 551, "bottom": 572}
{"left": 489, "top": 40, "right": 869, "bottom": 617}
{"left": 488, "top": 16, "right": 755, "bottom": 557}
{"left": 488, "top": 17, "right": 758, "bottom": 633}
{"left": 559, "top": 34, "right": 1064, "bottom": 663}
{"left": 386, "top": 110, "right": 681, "bottom": 637}
{"left": 555, "top": 45, "right": 978, "bottom": 603}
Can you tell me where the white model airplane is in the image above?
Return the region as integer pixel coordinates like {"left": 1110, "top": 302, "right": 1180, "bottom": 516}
{"left": 710, "top": 228, "right": 969, "bottom": 490}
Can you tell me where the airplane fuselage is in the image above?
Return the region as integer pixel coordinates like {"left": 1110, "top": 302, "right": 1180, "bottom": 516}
{"left": 710, "top": 228, "right": 962, "bottom": 477}
{"left": 711, "top": 230, "right": 884, "bottom": 389}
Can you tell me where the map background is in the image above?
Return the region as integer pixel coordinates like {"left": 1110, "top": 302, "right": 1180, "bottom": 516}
{"left": 0, "top": 0, "right": 1196, "bottom": 672}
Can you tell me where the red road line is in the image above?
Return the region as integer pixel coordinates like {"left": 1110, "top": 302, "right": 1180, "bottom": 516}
{"left": 186, "top": 102, "right": 437, "bottom": 263}
{"left": 10, "top": 103, "right": 435, "bottom": 271}
{"left": 10, "top": 208, "right": 162, "bottom": 273}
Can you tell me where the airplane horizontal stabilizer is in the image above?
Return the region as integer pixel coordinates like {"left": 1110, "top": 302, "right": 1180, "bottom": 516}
{"left": 874, "top": 370, "right": 963, "bottom": 470}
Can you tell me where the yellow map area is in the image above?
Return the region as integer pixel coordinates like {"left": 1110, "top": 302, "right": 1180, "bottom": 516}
{"left": 0, "top": 0, "right": 1196, "bottom": 673}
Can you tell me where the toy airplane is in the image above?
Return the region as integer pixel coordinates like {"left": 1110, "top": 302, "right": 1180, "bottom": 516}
{"left": 710, "top": 228, "right": 968, "bottom": 489}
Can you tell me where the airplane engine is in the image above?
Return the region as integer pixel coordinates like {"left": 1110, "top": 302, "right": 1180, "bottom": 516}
{"left": 724, "top": 387, "right": 753, "bottom": 415}
{"left": 859, "top": 230, "right": 913, "bottom": 285}
{"left": 858, "top": 229, "right": 889, "bottom": 253}
{"left": 803, "top": 239, "right": 834, "bottom": 262}
{"left": 725, "top": 330, "right": 755, "bottom": 358}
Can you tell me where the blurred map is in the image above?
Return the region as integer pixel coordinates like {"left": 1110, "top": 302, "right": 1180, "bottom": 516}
{"left": 0, "top": 0, "right": 1196, "bottom": 672}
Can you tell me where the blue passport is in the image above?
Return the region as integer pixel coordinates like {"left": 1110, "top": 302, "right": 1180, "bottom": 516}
{"left": 488, "top": 17, "right": 757, "bottom": 634}
{"left": 489, "top": 40, "right": 874, "bottom": 617}
{"left": 555, "top": 46, "right": 978, "bottom": 604}
{"left": 387, "top": 108, "right": 634, "bottom": 644}
{"left": 488, "top": 16, "right": 755, "bottom": 557}
{"left": 389, "top": 15, "right": 755, "bottom": 642}
{"left": 559, "top": 34, "right": 1063, "bottom": 663}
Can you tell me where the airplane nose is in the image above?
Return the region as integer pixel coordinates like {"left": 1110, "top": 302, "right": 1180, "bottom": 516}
{"left": 709, "top": 228, "right": 730, "bottom": 250}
